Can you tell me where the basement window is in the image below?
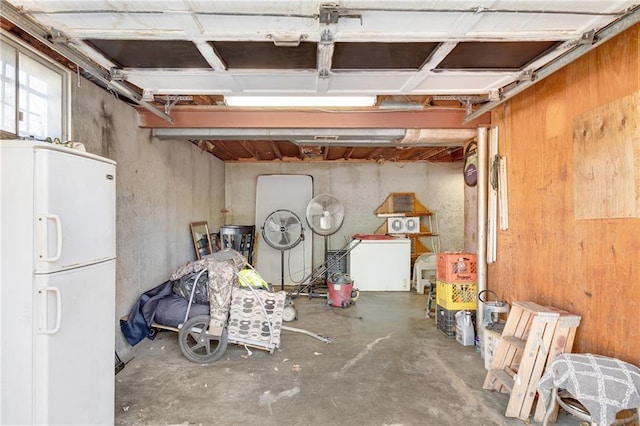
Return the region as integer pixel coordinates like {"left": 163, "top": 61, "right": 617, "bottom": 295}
{"left": 1, "top": 33, "right": 68, "bottom": 141}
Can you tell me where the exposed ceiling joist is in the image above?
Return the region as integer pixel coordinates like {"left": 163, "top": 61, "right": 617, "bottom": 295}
{"left": 238, "top": 141, "right": 260, "bottom": 160}
{"left": 343, "top": 147, "right": 356, "bottom": 160}
{"left": 196, "top": 140, "right": 238, "bottom": 160}
{"left": 366, "top": 147, "right": 386, "bottom": 160}
{"left": 323, "top": 146, "right": 330, "bottom": 161}
{"left": 417, "top": 147, "right": 451, "bottom": 161}
{"left": 267, "top": 141, "right": 283, "bottom": 160}
{"left": 4, "top": 0, "right": 637, "bottom": 163}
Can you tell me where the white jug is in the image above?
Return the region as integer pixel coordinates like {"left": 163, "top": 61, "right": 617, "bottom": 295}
{"left": 455, "top": 310, "right": 475, "bottom": 346}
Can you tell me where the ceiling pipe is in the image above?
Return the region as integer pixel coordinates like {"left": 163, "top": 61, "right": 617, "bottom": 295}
{"left": 153, "top": 127, "right": 479, "bottom": 148}
{"left": 153, "top": 128, "right": 405, "bottom": 140}
{"left": 398, "top": 128, "right": 477, "bottom": 145}
{"left": 465, "top": 5, "right": 640, "bottom": 123}
{"left": 0, "top": 1, "right": 172, "bottom": 124}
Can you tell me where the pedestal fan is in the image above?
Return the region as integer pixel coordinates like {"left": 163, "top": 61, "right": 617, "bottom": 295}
{"left": 306, "top": 194, "right": 345, "bottom": 284}
{"left": 261, "top": 209, "right": 304, "bottom": 290}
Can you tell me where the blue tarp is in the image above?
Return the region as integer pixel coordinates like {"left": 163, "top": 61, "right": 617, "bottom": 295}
{"left": 119, "top": 280, "right": 174, "bottom": 346}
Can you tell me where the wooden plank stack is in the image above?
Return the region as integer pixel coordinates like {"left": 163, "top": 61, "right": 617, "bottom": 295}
{"left": 483, "top": 301, "right": 581, "bottom": 420}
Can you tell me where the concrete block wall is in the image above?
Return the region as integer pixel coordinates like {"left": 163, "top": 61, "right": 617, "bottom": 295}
{"left": 70, "top": 75, "right": 225, "bottom": 357}
{"left": 225, "top": 161, "right": 465, "bottom": 268}
{"left": 67, "top": 74, "right": 465, "bottom": 357}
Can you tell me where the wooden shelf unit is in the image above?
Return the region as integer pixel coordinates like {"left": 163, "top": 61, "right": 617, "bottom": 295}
{"left": 373, "top": 192, "right": 441, "bottom": 263}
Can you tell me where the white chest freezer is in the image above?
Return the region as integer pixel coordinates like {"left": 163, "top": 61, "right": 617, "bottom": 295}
{"left": 349, "top": 236, "right": 411, "bottom": 291}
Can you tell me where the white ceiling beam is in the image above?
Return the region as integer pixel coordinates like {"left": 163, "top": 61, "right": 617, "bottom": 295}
{"left": 181, "top": 12, "right": 227, "bottom": 71}
{"left": 401, "top": 42, "right": 459, "bottom": 92}
{"left": 192, "top": 41, "right": 226, "bottom": 71}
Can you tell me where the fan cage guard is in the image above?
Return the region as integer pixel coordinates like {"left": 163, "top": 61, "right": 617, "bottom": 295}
{"left": 306, "top": 194, "right": 345, "bottom": 237}
{"left": 262, "top": 209, "right": 303, "bottom": 251}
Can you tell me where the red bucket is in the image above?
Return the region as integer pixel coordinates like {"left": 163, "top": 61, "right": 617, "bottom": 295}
{"left": 327, "top": 273, "right": 354, "bottom": 308}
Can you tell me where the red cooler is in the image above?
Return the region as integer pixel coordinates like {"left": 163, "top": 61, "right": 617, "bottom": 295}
{"left": 327, "top": 272, "right": 354, "bottom": 308}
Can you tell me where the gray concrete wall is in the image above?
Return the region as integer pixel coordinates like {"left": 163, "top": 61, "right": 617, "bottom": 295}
{"left": 67, "top": 74, "right": 464, "bottom": 357}
{"left": 69, "top": 75, "right": 225, "bottom": 357}
{"left": 225, "top": 162, "right": 465, "bottom": 267}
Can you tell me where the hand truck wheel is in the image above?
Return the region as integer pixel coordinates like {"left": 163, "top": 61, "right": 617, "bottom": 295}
{"left": 178, "top": 315, "right": 228, "bottom": 364}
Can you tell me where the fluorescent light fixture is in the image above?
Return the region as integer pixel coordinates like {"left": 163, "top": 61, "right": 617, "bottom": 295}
{"left": 224, "top": 95, "right": 377, "bottom": 107}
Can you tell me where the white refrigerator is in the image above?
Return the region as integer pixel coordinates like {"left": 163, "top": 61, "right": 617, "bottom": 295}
{"left": 0, "top": 140, "right": 116, "bottom": 425}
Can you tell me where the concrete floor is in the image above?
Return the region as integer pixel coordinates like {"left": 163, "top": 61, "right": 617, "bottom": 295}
{"left": 115, "top": 291, "right": 578, "bottom": 426}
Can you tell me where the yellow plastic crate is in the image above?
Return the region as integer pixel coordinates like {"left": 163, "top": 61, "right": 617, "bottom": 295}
{"left": 436, "top": 280, "right": 477, "bottom": 310}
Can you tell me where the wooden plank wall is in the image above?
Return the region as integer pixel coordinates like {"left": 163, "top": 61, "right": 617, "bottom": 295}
{"left": 573, "top": 92, "right": 640, "bottom": 219}
{"left": 489, "top": 23, "right": 640, "bottom": 365}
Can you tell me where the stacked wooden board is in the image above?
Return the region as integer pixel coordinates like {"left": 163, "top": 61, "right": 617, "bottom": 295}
{"left": 483, "top": 301, "right": 581, "bottom": 421}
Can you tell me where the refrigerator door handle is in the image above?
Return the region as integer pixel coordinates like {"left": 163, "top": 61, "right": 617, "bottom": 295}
{"left": 38, "top": 286, "right": 62, "bottom": 335}
{"left": 37, "top": 214, "right": 63, "bottom": 262}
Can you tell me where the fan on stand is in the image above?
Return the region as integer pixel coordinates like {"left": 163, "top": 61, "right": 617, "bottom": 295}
{"left": 306, "top": 194, "right": 345, "bottom": 288}
{"left": 261, "top": 209, "right": 304, "bottom": 291}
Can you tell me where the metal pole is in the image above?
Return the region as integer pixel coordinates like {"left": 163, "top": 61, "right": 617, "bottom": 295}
{"left": 281, "top": 250, "right": 285, "bottom": 291}
{"left": 476, "top": 127, "right": 489, "bottom": 341}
